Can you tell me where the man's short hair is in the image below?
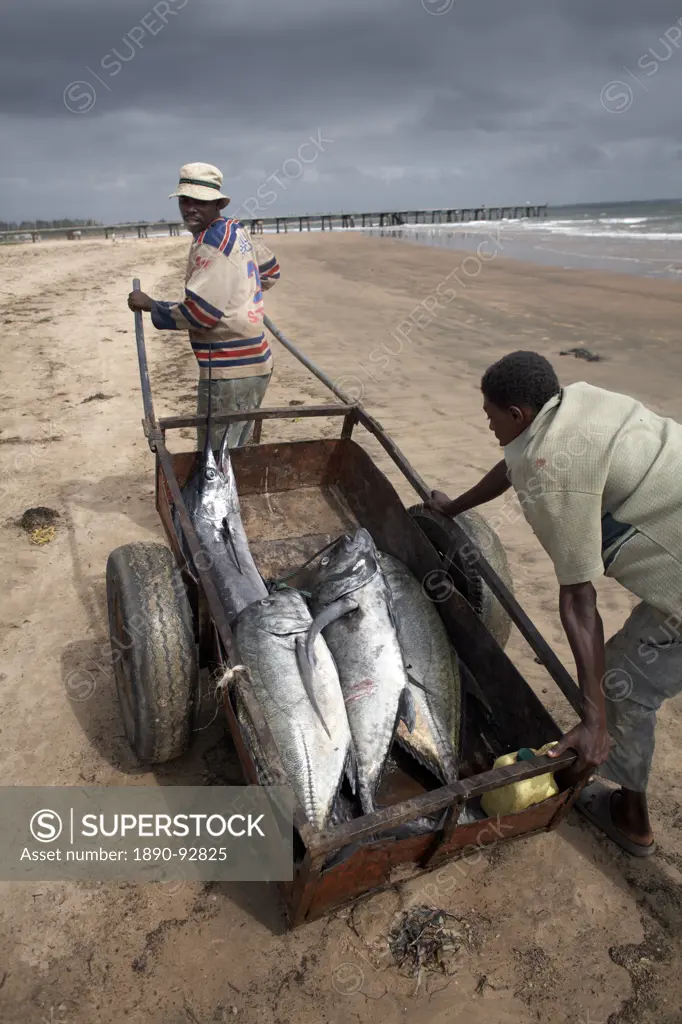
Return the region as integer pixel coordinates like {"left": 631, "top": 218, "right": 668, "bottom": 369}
{"left": 481, "top": 351, "right": 560, "bottom": 413}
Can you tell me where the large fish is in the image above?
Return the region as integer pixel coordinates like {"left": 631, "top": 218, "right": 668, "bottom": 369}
{"left": 231, "top": 588, "right": 355, "bottom": 831}
{"left": 377, "top": 551, "right": 461, "bottom": 783}
{"left": 306, "top": 528, "right": 415, "bottom": 815}
{"left": 173, "top": 368, "right": 267, "bottom": 621}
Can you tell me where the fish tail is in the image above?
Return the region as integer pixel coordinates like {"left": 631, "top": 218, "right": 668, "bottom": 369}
{"left": 304, "top": 596, "right": 359, "bottom": 664}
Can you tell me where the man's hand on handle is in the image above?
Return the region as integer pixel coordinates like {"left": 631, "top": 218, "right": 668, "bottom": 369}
{"left": 551, "top": 580, "right": 612, "bottom": 776}
{"left": 425, "top": 490, "right": 456, "bottom": 516}
{"left": 425, "top": 461, "right": 512, "bottom": 519}
{"left": 547, "top": 721, "right": 612, "bottom": 772}
{"left": 128, "top": 290, "right": 155, "bottom": 313}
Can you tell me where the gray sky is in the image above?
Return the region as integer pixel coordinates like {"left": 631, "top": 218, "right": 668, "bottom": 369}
{"left": 2, "top": 0, "right": 682, "bottom": 222}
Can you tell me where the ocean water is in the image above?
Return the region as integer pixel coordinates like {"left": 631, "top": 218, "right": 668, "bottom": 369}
{"left": 361, "top": 199, "right": 682, "bottom": 279}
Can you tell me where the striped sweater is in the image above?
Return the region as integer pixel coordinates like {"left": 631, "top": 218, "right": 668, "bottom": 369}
{"left": 150, "top": 217, "right": 280, "bottom": 380}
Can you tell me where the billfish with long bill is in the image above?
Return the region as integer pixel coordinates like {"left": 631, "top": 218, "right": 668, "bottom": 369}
{"left": 173, "top": 354, "right": 267, "bottom": 621}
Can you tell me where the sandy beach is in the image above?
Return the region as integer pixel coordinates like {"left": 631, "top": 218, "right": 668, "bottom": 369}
{"left": 1, "top": 231, "right": 681, "bottom": 1024}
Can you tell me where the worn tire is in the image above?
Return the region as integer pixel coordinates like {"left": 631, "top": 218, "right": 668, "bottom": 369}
{"left": 106, "top": 542, "right": 198, "bottom": 763}
{"left": 407, "top": 505, "right": 514, "bottom": 650}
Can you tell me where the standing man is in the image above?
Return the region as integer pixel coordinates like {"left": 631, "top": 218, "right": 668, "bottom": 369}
{"left": 428, "top": 350, "right": 682, "bottom": 857}
{"left": 128, "top": 162, "right": 281, "bottom": 450}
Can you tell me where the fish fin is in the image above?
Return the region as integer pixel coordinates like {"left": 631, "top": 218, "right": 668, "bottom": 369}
{"left": 398, "top": 686, "right": 417, "bottom": 733}
{"left": 305, "top": 596, "right": 359, "bottom": 665}
{"left": 221, "top": 516, "right": 243, "bottom": 575}
{"left": 344, "top": 744, "right": 358, "bottom": 796}
{"left": 406, "top": 669, "right": 439, "bottom": 699}
{"left": 294, "top": 635, "right": 332, "bottom": 740}
{"left": 406, "top": 669, "right": 428, "bottom": 693}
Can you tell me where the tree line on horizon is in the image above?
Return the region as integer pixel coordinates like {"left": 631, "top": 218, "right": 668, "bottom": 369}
{"left": 0, "top": 218, "right": 103, "bottom": 232}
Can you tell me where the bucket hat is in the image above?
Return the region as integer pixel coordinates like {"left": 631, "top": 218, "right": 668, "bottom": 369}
{"left": 168, "top": 162, "right": 230, "bottom": 205}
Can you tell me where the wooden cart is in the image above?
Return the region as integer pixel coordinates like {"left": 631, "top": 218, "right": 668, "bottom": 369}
{"left": 106, "top": 290, "right": 588, "bottom": 927}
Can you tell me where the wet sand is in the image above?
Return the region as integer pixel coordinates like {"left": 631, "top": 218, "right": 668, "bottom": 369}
{"left": 1, "top": 231, "right": 681, "bottom": 1024}
{"left": 360, "top": 222, "right": 682, "bottom": 279}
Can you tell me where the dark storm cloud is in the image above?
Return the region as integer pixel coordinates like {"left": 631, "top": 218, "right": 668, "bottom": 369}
{"left": 1, "top": 0, "right": 682, "bottom": 220}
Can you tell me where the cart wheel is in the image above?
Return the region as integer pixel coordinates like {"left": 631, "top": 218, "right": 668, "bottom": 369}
{"left": 407, "top": 505, "right": 513, "bottom": 649}
{"left": 106, "top": 541, "right": 198, "bottom": 763}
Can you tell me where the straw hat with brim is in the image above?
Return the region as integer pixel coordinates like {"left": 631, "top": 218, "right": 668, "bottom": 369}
{"left": 168, "top": 162, "right": 230, "bottom": 205}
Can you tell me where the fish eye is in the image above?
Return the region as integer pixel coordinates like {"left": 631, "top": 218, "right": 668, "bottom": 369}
{"left": 205, "top": 469, "right": 216, "bottom": 480}
{"left": 321, "top": 557, "right": 329, "bottom": 566}
{"left": 260, "top": 599, "right": 270, "bottom": 606}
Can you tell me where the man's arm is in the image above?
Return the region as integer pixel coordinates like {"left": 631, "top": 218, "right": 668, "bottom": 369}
{"left": 250, "top": 233, "right": 280, "bottom": 290}
{"left": 127, "top": 236, "right": 238, "bottom": 332}
{"left": 426, "top": 460, "right": 511, "bottom": 517}
{"left": 515, "top": 488, "right": 612, "bottom": 770}
{"left": 547, "top": 581, "right": 612, "bottom": 770}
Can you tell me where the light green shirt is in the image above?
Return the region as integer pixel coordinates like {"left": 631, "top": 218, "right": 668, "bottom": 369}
{"left": 503, "top": 382, "right": 682, "bottom": 617}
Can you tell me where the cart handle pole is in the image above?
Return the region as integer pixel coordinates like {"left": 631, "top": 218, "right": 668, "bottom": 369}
{"left": 263, "top": 314, "right": 356, "bottom": 406}
{"left": 264, "top": 312, "right": 583, "bottom": 713}
{"left": 132, "top": 277, "right": 158, "bottom": 433}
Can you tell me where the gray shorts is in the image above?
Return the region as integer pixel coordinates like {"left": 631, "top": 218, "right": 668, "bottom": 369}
{"left": 598, "top": 600, "right": 682, "bottom": 792}
{"left": 196, "top": 373, "right": 271, "bottom": 452}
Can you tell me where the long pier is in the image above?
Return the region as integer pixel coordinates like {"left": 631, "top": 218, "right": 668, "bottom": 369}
{"left": 0, "top": 204, "right": 548, "bottom": 244}
{"left": 255, "top": 204, "right": 548, "bottom": 234}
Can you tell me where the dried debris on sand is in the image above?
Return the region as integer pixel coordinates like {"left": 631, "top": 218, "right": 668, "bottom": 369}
{"left": 388, "top": 905, "right": 461, "bottom": 985}
{"left": 20, "top": 506, "right": 60, "bottom": 545}
{"left": 81, "top": 392, "right": 114, "bottom": 403}
{"left": 559, "top": 346, "right": 602, "bottom": 362}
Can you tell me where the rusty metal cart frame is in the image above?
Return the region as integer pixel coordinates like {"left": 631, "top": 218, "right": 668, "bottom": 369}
{"left": 121, "top": 281, "right": 587, "bottom": 926}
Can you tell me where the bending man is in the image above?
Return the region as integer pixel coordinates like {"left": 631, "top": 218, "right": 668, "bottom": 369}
{"left": 428, "top": 350, "right": 682, "bottom": 857}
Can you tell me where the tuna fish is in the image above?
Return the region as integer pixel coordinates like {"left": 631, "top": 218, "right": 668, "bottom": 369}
{"left": 306, "top": 528, "right": 415, "bottom": 815}
{"left": 377, "top": 551, "right": 462, "bottom": 783}
{"left": 231, "top": 588, "right": 355, "bottom": 831}
{"left": 173, "top": 371, "right": 267, "bottom": 621}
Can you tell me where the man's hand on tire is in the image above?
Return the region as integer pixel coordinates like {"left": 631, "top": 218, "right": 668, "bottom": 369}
{"left": 425, "top": 490, "right": 454, "bottom": 516}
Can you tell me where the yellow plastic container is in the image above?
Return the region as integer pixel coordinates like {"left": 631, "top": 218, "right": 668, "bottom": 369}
{"left": 480, "top": 742, "right": 559, "bottom": 817}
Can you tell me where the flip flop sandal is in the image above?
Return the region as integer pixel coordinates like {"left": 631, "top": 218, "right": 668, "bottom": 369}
{"left": 576, "top": 781, "right": 656, "bottom": 858}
